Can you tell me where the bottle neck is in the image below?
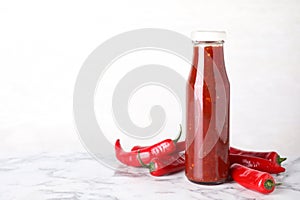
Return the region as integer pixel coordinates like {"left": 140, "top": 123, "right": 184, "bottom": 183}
{"left": 192, "top": 41, "right": 225, "bottom": 68}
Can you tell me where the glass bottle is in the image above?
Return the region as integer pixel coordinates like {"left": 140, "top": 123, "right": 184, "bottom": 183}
{"left": 185, "top": 31, "right": 230, "bottom": 184}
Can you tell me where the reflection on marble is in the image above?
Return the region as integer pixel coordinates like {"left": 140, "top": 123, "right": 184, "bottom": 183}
{"left": 0, "top": 153, "right": 299, "bottom": 200}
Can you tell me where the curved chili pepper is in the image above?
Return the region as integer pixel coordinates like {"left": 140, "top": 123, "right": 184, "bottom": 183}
{"left": 137, "top": 151, "right": 185, "bottom": 176}
{"left": 230, "top": 163, "right": 280, "bottom": 194}
{"left": 229, "top": 154, "right": 285, "bottom": 174}
{"left": 115, "top": 139, "right": 151, "bottom": 167}
{"left": 230, "top": 147, "right": 287, "bottom": 165}
{"left": 131, "top": 141, "right": 186, "bottom": 153}
{"left": 115, "top": 125, "right": 182, "bottom": 167}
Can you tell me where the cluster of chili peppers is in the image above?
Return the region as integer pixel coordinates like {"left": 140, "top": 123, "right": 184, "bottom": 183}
{"left": 228, "top": 147, "right": 286, "bottom": 194}
{"left": 115, "top": 126, "right": 286, "bottom": 194}
{"left": 115, "top": 125, "right": 185, "bottom": 174}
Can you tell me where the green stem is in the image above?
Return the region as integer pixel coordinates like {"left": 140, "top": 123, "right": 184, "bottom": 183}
{"left": 277, "top": 157, "right": 287, "bottom": 165}
{"left": 173, "top": 124, "right": 182, "bottom": 143}
{"left": 264, "top": 179, "right": 275, "bottom": 190}
{"left": 137, "top": 150, "right": 150, "bottom": 168}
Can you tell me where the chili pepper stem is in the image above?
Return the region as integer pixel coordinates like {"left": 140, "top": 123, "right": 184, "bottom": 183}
{"left": 173, "top": 124, "right": 182, "bottom": 143}
{"left": 264, "top": 179, "right": 275, "bottom": 190}
{"left": 278, "top": 157, "right": 287, "bottom": 165}
{"left": 275, "top": 183, "right": 282, "bottom": 186}
{"left": 137, "top": 150, "right": 149, "bottom": 167}
{"left": 137, "top": 150, "right": 156, "bottom": 171}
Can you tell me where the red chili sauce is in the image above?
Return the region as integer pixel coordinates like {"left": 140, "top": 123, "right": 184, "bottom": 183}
{"left": 185, "top": 43, "right": 230, "bottom": 184}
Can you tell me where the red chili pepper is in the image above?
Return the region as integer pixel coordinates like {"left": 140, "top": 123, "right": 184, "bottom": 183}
{"left": 137, "top": 151, "right": 185, "bottom": 176}
{"left": 115, "top": 125, "right": 182, "bottom": 167}
{"left": 115, "top": 139, "right": 151, "bottom": 167}
{"left": 230, "top": 163, "right": 280, "bottom": 194}
{"left": 229, "top": 154, "right": 285, "bottom": 174}
{"left": 131, "top": 141, "right": 186, "bottom": 153}
{"left": 230, "top": 147, "right": 287, "bottom": 165}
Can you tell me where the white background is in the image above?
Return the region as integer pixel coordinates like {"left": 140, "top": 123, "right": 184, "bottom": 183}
{"left": 0, "top": 0, "right": 299, "bottom": 157}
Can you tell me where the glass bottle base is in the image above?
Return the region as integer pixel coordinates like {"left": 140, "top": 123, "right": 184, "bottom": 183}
{"left": 188, "top": 178, "right": 227, "bottom": 185}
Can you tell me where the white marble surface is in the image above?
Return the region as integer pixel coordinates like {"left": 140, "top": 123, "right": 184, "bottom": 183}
{"left": 0, "top": 153, "right": 299, "bottom": 200}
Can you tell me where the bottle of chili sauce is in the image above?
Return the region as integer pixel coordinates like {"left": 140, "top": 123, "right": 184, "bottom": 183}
{"left": 186, "top": 31, "right": 230, "bottom": 184}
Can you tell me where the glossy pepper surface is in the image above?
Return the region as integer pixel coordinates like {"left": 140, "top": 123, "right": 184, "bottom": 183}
{"left": 115, "top": 125, "right": 182, "bottom": 167}
{"left": 230, "top": 147, "right": 286, "bottom": 165}
{"left": 137, "top": 151, "right": 185, "bottom": 176}
{"left": 229, "top": 154, "right": 285, "bottom": 174}
{"left": 230, "top": 163, "right": 279, "bottom": 194}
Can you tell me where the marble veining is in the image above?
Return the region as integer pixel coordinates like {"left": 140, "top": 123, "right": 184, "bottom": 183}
{"left": 0, "top": 153, "right": 299, "bottom": 200}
